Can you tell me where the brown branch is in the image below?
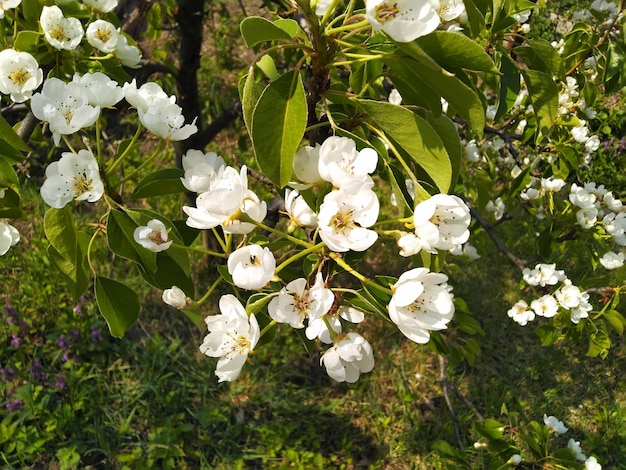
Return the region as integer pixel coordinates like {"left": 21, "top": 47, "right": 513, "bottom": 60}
{"left": 17, "top": 112, "right": 38, "bottom": 143}
{"left": 449, "top": 381, "right": 485, "bottom": 424}
{"left": 195, "top": 100, "right": 242, "bottom": 149}
{"left": 469, "top": 204, "right": 528, "bottom": 271}
{"left": 439, "top": 355, "right": 465, "bottom": 451}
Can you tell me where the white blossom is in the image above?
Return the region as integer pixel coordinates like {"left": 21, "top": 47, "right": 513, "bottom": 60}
{"left": 599, "top": 252, "right": 624, "bottom": 270}
{"left": 82, "top": 0, "right": 118, "bottom": 12}
{"left": 584, "top": 456, "right": 602, "bottom": 470}
{"left": 40, "top": 5, "right": 84, "bottom": 50}
{"left": 568, "top": 439, "right": 587, "bottom": 462}
{"left": 86, "top": 19, "right": 119, "bottom": 53}
{"left": 531, "top": 295, "right": 559, "bottom": 318}
{"left": 603, "top": 212, "right": 626, "bottom": 246}
{"left": 30, "top": 78, "right": 100, "bottom": 146}
{"left": 389, "top": 88, "right": 402, "bottom": 105}
{"left": 72, "top": 72, "right": 124, "bottom": 107}
{"left": 0, "top": 222, "right": 20, "bottom": 256}
{"left": 114, "top": 32, "right": 142, "bottom": 68}
{"left": 199, "top": 294, "right": 260, "bottom": 382}
{"left": 0, "top": 0, "right": 20, "bottom": 19}
{"left": 0, "top": 49, "right": 43, "bottom": 103}
{"left": 411, "top": 194, "right": 471, "bottom": 254}
{"left": 162, "top": 286, "right": 191, "bottom": 309}
{"left": 138, "top": 99, "right": 197, "bottom": 141}
{"left": 268, "top": 273, "right": 333, "bottom": 328}
{"left": 541, "top": 176, "right": 566, "bottom": 192}
{"left": 366, "top": 0, "right": 440, "bottom": 43}
{"left": 317, "top": 179, "right": 379, "bottom": 252}
{"left": 320, "top": 332, "right": 375, "bottom": 383}
{"left": 543, "top": 414, "right": 568, "bottom": 435}
{"left": 388, "top": 267, "right": 455, "bottom": 344}
{"left": 317, "top": 136, "right": 378, "bottom": 188}
{"left": 180, "top": 149, "right": 226, "bottom": 193}
{"left": 292, "top": 144, "right": 322, "bottom": 188}
{"left": 40, "top": 150, "right": 104, "bottom": 208}
{"left": 227, "top": 244, "right": 276, "bottom": 290}
{"left": 133, "top": 219, "right": 173, "bottom": 252}
{"left": 284, "top": 189, "right": 317, "bottom": 229}
{"left": 507, "top": 300, "right": 535, "bottom": 326}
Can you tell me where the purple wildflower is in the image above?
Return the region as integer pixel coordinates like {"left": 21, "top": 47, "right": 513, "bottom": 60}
{"left": 0, "top": 367, "right": 15, "bottom": 381}
{"left": 54, "top": 373, "right": 67, "bottom": 390}
{"left": 69, "top": 329, "right": 80, "bottom": 340}
{"left": 56, "top": 335, "right": 70, "bottom": 350}
{"left": 5, "top": 399, "right": 23, "bottom": 413}
{"left": 10, "top": 334, "right": 22, "bottom": 347}
{"left": 91, "top": 326, "right": 103, "bottom": 343}
{"left": 28, "top": 359, "right": 48, "bottom": 383}
{"left": 73, "top": 305, "right": 83, "bottom": 315}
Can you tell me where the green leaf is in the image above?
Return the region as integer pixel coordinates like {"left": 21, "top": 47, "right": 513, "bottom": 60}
{"left": 130, "top": 168, "right": 186, "bottom": 199}
{"left": 386, "top": 71, "right": 442, "bottom": 114}
{"left": 240, "top": 72, "right": 266, "bottom": 136}
{"left": 475, "top": 419, "right": 505, "bottom": 439}
{"left": 521, "top": 69, "right": 559, "bottom": 138}
{"left": 240, "top": 16, "right": 294, "bottom": 47}
{"left": 356, "top": 99, "right": 453, "bottom": 193}
{"left": 95, "top": 276, "right": 140, "bottom": 338}
{"left": 415, "top": 31, "right": 499, "bottom": 74}
{"left": 514, "top": 39, "right": 563, "bottom": 79}
{"left": 0, "top": 158, "right": 20, "bottom": 194}
{"left": 495, "top": 52, "right": 521, "bottom": 121}
{"left": 427, "top": 113, "right": 462, "bottom": 190}
{"left": 138, "top": 253, "right": 195, "bottom": 298}
{"left": 396, "top": 40, "right": 452, "bottom": 75}
{"left": 604, "top": 310, "right": 625, "bottom": 335}
{"left": 256, "top": 55, "right": 280, "bottom": 80}
{"left": 251, "top": 70, "right": 307, "bottom": 187}
{"left": 0, "top": 115, "right": 30, "bottom": 152}
{"left": 0, "top": 138, "right": 26, "bottom": 163}
{"left": 46, "top": 233, "right": 90, "bottom": 300}
{"left": 44, "top": 206, "right": 77, "bottom": 262}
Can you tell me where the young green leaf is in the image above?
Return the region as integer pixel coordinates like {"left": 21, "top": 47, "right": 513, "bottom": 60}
{"left": 95, "top": 276, "right": 140, "bottom": 338}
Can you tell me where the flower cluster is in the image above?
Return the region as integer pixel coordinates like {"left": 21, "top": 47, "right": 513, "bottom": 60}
{"left": 508, "top": 264, "right": 592, "bottom": 326}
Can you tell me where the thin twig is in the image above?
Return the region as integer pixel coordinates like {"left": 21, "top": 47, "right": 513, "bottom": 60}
{"left": 469, "top": 204, "right": 527, "bottom": 271}
{"left": 438, "top": 355, "right": 465, "bottom": 451}
{"left": 449, "top": 382, "right": 485, "bottom": 424}
{"left": 17, "top": 112, "right": 38, "bottom": 143}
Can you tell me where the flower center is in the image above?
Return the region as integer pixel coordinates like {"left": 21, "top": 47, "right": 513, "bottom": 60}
{"left": 95, "top": 28, "right": 112, "bottom": 43}
{"left": 375, "top": 2, "right": 401, "bottom": 24}
{"left": 72, "top": 175, "right": 93, "bottom": 197}
{"left": 49, "top": 25, "right": 69, "bottom": 42}
{"left": 8, "top": 68, "right": 31, "bottom": 87}
{"left": 148, "top": 230, "right": 167, "bottom": 245}
{"left": 292, "top": 292, "right": 312, "bottom": 317}
{"left": 329, "top": 209, "right": 356, "bottom": 235}
{"left": 224, "top": 333, "right": 251, "bottom": 359}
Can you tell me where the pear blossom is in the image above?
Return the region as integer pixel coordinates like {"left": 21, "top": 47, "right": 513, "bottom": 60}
{"left": 570, "top": 295, "right": 592, "bottom": 324}
{"left": 317, "top": 179, "right": 379, "bottom": 252}
{"left": 366, "top": 0, "right": 440, "bottom": 43}
{"left": 227, "top": 245, "right": 276, "bottom": 290}
{"left": 306, "top": 305, "right": 365, "bottom": 344}
{"left": 86, "top": 20, "right": 119, "bottom": 53}
{"left": 124, "top": 80, "right": 172, "bottom": 113}
{"left": 543, "top": 414, "right": 568, "bottom": 435}
{"left": 114, "top": 32, "right": 142, "bottom": 68}
{"left": 0, "top": 0, "right": 20, "bottom": 18}
{"left": 268, "top": 273, "right": 334, "bottom": 328}
{"left": 485, "top": 197, "right": 505, "bottom": 220}
{"left": 317, "top": 136, "right": 378, "bottom": 188}
{"left": 576, "top": 207, "right": 598, "bottom": 229}
{"left": 133, "top": 219, "right": 173, "bottom": 252}
{"left": 388, "top": 267, "right": 455, "bottom": 344}
{"left": 0, "top": 222, "right": 20, "bottom": 256}
{"left": 449, "top": 243, "right": 481, "bottom": 260}
{"left": 83, "top": 0, "right": 118, "bottom": 12}
{"left": 584, "top": 456, "right": 602, "bottom": 470}
{"left": 602, "top": 192, "right": 622, "bottom": 211}
{"left": 438, "top": 0, "right": 465, "bottom": 21}
{"left": 522, "top": 263, "right": 566, "bottom": 287}
{"left": 389, "top": 88, "right": 402, "bottom": 105}
{"left": 292, "top": 144, "right": 323, "bottom": 188}
{"left": 0, "top": 49, "right": 43, "bottom": 103}
{"left": 507, "top": 454, "right": 522, "bottom": 466}
{"left": 603, "top": 212, "right": 626, "bottom": 246}
{"left": 284, "top": 189, "right": 317, "bottom": 229}
{"left": 162, "top": 286, "right": 191, "bottom": 309}
{"left": 555, "top": 283, "right": 584, "bottom": 309}
{"left": 571, "top": 125, "right": 590, "bottom": 143}
{"left": 541, "top": 176, "right": 566, "bottom": 192}
{"left": 410, "top": 194, "right": 471, "bottom": 254}
{"left": 320, "top": 332, "right": 375, "bottom": 383}
{"left": 184, "top": 166, "right": 248, "bottom": 230}
{"left": 314, "top": 0, "right": 333, "bottom": 16}
{"left": 531, "top": 295, "right": 559, "bottom": 318}
{"left": 40, "top": 6, "right": 84, "bottom": 50}
{"left": 72, "top": 72, "right": 124, "bottom": 107}
{"left": 199, "top": 294, "right": 259, "bottom": 382}
{"left": 30, "top": 78, "right": 100, "bottom": 146}
{"left": 465, "top": 139, "right": 481, "bottom": 162}
{"left": 180, "top": 150, "right": 226, "bottom": 193}
{"left": 138, "top": 100, "right": 198, "bottom": 141}
{"left": 507, "top": 300, "right": 535, "bottom": 326}
{"left": 569, "top": 183, "right": 598, "bottom": 209}
{"left": 222, "top": 190, "right": 267, "bottom": 235}
{"left": 40, "top": 150, "right": 104, "bottom": 208}
{"left": 568, "top": 439, "right": 587, "bottom": 462}
{"left": 599, "top": 252, "right": 624, "bottom": 270}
